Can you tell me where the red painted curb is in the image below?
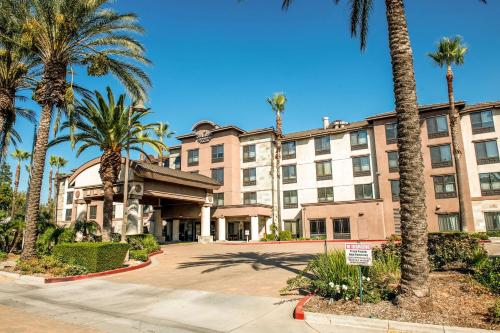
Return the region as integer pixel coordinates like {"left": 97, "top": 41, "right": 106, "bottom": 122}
{"left": 294, "top": 294, "right": 314, "bottom": 320}
{"left": 221, "top": 239, "right": 388, "bottom": 246}
{"left": 45, "top": 249, "right": 164, "bottom": 283}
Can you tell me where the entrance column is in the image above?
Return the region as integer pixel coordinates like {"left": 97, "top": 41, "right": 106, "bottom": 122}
{"left": 217, "top": 217, "right": 226, "bottom": 241}
{"left": 127, "top": 198, "right": 141, "bottom": 235}
{"left": 172, "top": 219, "right": 180, "bottom": 241}
{"left": 251, "top": 215, "right": 259, "bottom": 241}
{"left": 198, "top": 205, "right": 213, "bottom": 243}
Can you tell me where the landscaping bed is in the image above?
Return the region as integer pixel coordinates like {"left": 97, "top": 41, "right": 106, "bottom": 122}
{"left": 304, "top": 271, "right": 498, "bottom": 330}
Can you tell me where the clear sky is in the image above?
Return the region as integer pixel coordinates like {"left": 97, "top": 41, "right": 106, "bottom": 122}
{"left": 5, "top": 0, "right": 500, "bottom": 201}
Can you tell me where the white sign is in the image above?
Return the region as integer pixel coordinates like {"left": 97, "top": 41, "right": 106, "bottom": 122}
{"left": 244, "top": 230, "right": 250, "bottom": 236}
{"left": 345, "top": 243, "right": 372, "bottom": 266}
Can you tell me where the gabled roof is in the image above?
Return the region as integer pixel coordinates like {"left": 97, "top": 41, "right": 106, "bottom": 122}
{"left": 283, "top": 120, "right": 368, "bottom": 141}
{"left": 176, "top": 125, "right": 245, "bottom": 140}
{"left": 460, "top": 101, "right": 500, "bottom": 113}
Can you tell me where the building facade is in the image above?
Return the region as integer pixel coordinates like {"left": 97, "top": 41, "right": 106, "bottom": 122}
{"left": 56, "top": 101, "right": 500, "bottom": 242}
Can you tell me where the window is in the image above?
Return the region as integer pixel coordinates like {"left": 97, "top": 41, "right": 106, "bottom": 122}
{"left": 315, "top": 136, "right": 330, "bottom": 155}
{"left": 163, "top": 158, "right": 170, "bottom": 168}
{"left": 355, "top": 184, "right": 373, "bottom": 200}
{"left": 333, "top": 218, "right": 350, "bottom": 239}
{"left": 213, "top": 193, "right": 224, "bottom": 206}
{"left": 388, "top": 151, "right": 399, "bottom": 172}
{"left": 282, "top": 141, "right": 296, "bottom": 159}
{"left": 352, "top": 156, "right": 371, "bottom": 177}
{"left": 187, "top": 149, "right": 199, "bottom": 166}
{"left": 284, "top": 220, "right": 299, "bottom": 238}
{"left": 475, "top": 140, "right": 499, "bottom": 165}
{"left": 426, "top": 115, "right": 448, "bottom": 138}
{"left": 66, "top": 191, "right": 73, "bottom": 205}
{"left": 211, "top": 144, "right": 224, "bottom": 163}
{"left": 174, "top": 156, "right": 181, "bottom": 169}
{"left": 479, "top": 172, "right": 500, "bottom": 196}
{"left": 390, "top": 180, "right": 400, "bottom": 201}
{"left": 438, "top": 214, "right": 460, "bottom": 232}
{"left": 316, "top": 160, "right": 332, "bottom": 180}
{"left": 89, "top": 205, "right": 97, "bottom": 220}
{"left": 112, "top": 205, "right": 116, "bottom": 218}
{"left": 430, "top": 144, "right": 452, "bottom": 168}
{"left": 350, "top": 130, "right": 368, "bottom": 150}
{"left": 282, "top": 165, "right": 297, "bottom": 184}
{"left": 317, "top": 187, "right": 334, "bottom": 202}
{"left": 310, "top": 219, "right": 326, "bottom": 237}
{"left": 243, "top": 192, "right": 257, "bottom": 204}
{"left": 65, "top": 209, "right": 72, "bottom": 221}
{"left": 433, "top": 175, "right": 457, "bottom": 198}
{"left": 471, "top": 110, "right": 494, "bottom": 134}
{"left": 283, "top": 190, "right": 298, "bottom": 209}
{"left": 385, "top": 123, "right": 397, "bottom": 144}
{"left": 484, "top": 212, "right": 500, "bottom": 231}
{"left": 211, "top": 168, "right": 224, "bottom": 185}
{"left": 243, "top": 145, "right": 256, "bottom": 162}
{"left": 243, "top": 168, "right": 256, "bottom": 186}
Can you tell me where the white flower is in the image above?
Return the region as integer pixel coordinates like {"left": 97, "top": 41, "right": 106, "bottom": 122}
{"left": 341, "top": 285, "right": 348, "bottom": 291}
{"left": 366, "top": 277, "right": 370, "bottom": 282}
{"left": 361, "top": 276, "right": 366, "bottom": 281}
{"left": 329, "top": 282, "right": 334, "bottom": 288}
{"left": 335, "top": 285, "right": 340, "bottom": 292}
{"left": 345, "top": 297, "right": 349, "bottom": 301}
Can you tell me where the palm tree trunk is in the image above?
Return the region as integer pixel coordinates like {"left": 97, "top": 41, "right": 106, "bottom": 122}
{"left": 385, "top": 0, "right": 429, "bottom": 300}
{"left": 275, "top": 112, "right": 283, "bottom": 234}
{"left": 0, "top": 91, "right": 15, "bottom": 163}
{"left": 99, "top": 149, "right": 122, "bottom": 242}
{"left": 48, "top": 166, "right": 53, "bottom": 205}
{"left": 21, "top": 103, "right": 53, "bottom": 260}
{"left": 102, "top": 179, "right": 114, "bottom": 242}
{"left": 446, "top": 66, "right": 472, "bottom": 231}
{"left": 10, "top": 161, "right": 20, "bottom": 218}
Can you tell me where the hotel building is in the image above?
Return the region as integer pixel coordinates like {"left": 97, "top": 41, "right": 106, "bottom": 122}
{"left": 56, "top": 101, "right": 500, "bottom": 242}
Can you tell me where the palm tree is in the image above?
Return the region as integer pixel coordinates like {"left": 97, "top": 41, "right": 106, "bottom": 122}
{"left": 17, "top": 0, "right": 151, "bottom": 259}
{"left": 52, "top": 156, "right": 67, "bottom": 223}
{"left": 268, "top": 92, "right": 287, "bottom": 235}
{"left": 47, "top": 155, "right": 58, "bottom": 204}
{"left": 10, "top": 148, "right": 30, "bottom": 218}
{"left": 428, "top": 36, "right": 472, "bottom": 231}
{"left": 51, "top": 87, "right": 165, "bottom": 241}
{"left": 153, "top": 122, "right": 174, "bottom": 166}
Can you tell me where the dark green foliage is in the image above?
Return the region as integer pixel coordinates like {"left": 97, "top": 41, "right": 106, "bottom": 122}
{"left": 53, "top": 242, "right": 129, "bottom": 273}
{"left": 262, "top": 234, "right": 276, "bottom": 242}
{"left": 35, "top": 225, "right": 75, "bottom": 255}
{"left": 474, "top": 257, "right": 500, "bottom": 295}
{"left": 487, "top": 231, "right": 500, "bottom": 238}
{"left": 0, "top": 251, "right": 6, "bottom": 261}
{"left": 17, "top": 256, "right": 87, "bottom": 277}
{"left": 278, "top": 230, "right": 292, "bottom": 241}
{"left": 0, "top": 162, "right": 12, "bottom": 185}
{"left": 428, "top": 233, "right": 487, "bottom": 270}
{"left": 0, "top": 179, "right": 13, "bottom": 211}
{"left": 129, "top": 249, "right": 148, "bottom": 261}
{"left": 127, "top": 234, "right": 160, "bottom": 253}
{"left": 488, "top": 300, "right": 500, "bottom": 324}
{"left": 470, "top": 232, "right": 490, "bottom": 240}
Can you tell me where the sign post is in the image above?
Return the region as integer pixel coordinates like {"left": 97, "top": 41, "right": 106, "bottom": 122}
{"left": 245, "top": 229, "right": 250, "bottom": 243}
{"left": 345, "top": 243, "right": 372, "bottom": 305}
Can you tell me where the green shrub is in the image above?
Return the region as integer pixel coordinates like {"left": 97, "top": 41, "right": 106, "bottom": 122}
{"left": 470, "top": 232, "right": 489, "bottom": 240}
{"left": 127, "top": 234, "right": 160, "bottom": 253}
{"left": 311, "top": 235, "right": 327, "bottom": 240}
{"left": 488, "top": 299, "right": 500, "bottom": 324}
{"left": 17, "top": 256, "right": 87, "bottom": 277}
{"left": 369, "top": 253, "right": 400, "bottom": 300}
{"left": 262, "top": 234, "right": 276, "bottom": 242}
{"left": 278, "top": 230, "right": 292, "bottom": 241}
{"left": 474, "top": 257, "right": 500, "bottom": 295}
{"left": 129, "top": 249, "right": 148, "bottom": 261}
{"left": 487, "top": 230, "right": 500, "bottom": 238}
{"left": 0, "top": 251, "right": 6, "bottom": 261}
{"left": 428, "top": 232, "right": 487, "bottom": 270}
{"left": 53, "top": 242, "right": 129, "bottom": 273}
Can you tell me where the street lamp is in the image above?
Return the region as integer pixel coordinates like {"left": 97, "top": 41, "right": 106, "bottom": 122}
{"left": 121, "top": 100, "right": 148, "bottom": 243}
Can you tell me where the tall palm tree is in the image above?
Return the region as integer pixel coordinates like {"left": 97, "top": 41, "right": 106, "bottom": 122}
{"left": 153, "top": 122, "right": 174, "bottom": 166}
{"left": 10, "top": 148, "right": 30, "bottom": 218}
{"left": 268, "top": 92, "right": 287, "bottom": 235}
{"left": 428, "top": 36, "right": 472, "bottom": 231}
{"left": 47, "top": 155, "right": 58, "bottom": 204}
{"left": 51, "top": 87, "right": 165, "bottom": 241}
{"left": 17, "top": 0, "right": 151, "bottom": 259}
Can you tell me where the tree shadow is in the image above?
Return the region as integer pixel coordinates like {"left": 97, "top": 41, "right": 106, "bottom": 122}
{"left": 177, "top": 251, "right": 316, "bottom": 277}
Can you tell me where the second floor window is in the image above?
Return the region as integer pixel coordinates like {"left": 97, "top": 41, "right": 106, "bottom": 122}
{"left": 282, "top": 141, "right": 296, "bottom": 159}
{"left": 317, "top": 187, "right": 334, "bottom": 202}
{"left": 243, "top": 192, "right": 257, "bottom": 204}
{"left": 355, "top": 184, "right": 373, "bottom": 200}
{"left": 433, "top": 174, "right": 456, "bottom": 199}
{"left": 350, "top": 130, "right": 368, "bottom": 150}
{"left": 471, "top": 110, "right": 494, "bottom": 134}
{"left": 390, "top": 180, "right": 400, "bottom": 201}
{"left": 430, "top": 144, "right": 452, "bottom": 168}
{"left": 475, "top": 140, "right": 499, "bottom": 165}
{"left": 385, "top": 123, "right": 397, "bottom": 143}
{"left": 282, "top": 164, "right": 297, "bottom": 184}
{"left": 65, "top": 209, "right": 72, "bottom": 221}
{"left": 316, "top": 160, "right": 332, "bottom": 180}
{"left": 243, "top": 145, "right": 256, "bottom": 162}
{"left": 188, "top": 149, "right": 199, "bottom": 166}
{"left": 315, "top": 136, "right": 330, "bottom": 155}
{"left": 89, "top": 205, "right": 97, "bottom": 220}
{"left": 352, "top": 156, "right": 371, "bottom": 176}
{"left": 211, "top": 168, "right": 224, "bottom": 184}
{"left": 283, "top": 190, "right": 298, "bottom": 208}
{"left": 213, "top": 192, "right": 224, "bottom": 206}
{"left": 211, "top": 144, "right": 224, "bottom": 163}
{"left": 66, "top": 191, "right": 74, "bottom": 205}
{"left": 388, "top": 151, "right": 399, "bottom": 172}
{"left": 243, "top": 168, "right": 257, "bottom": 186}
{"left": 479, "top": 172, "right": 500, "bottom": 196}
{"left": 426, "top": 115, "right": 448, "bottom": 138}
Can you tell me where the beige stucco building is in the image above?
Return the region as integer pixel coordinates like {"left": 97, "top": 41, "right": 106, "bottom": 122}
{"left": 56, "top": 101, "right": 500, "bottom": 242}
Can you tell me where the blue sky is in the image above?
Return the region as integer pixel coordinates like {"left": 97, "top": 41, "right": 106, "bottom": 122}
{"left": 6, "top": 0, "right": 500, "bottom": 201}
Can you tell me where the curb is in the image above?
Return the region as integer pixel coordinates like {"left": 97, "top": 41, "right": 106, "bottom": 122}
{"left": 44, "top": 249, "right": 164, "bottom": 283}
{"left": 221, "top": 239, "right": 388, "bottom": 246}
{"left": 293, "top": 294, "right": 314, "bottom": 320}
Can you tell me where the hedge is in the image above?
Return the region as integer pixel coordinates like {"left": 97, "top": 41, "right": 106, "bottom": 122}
{"left": 127, "top": 234, "right": 160, "bottom": 253}
{"left": 53, "top": 242, "right": 130, "bottom": 273}
{"left": 129, "top": 249, "right": 148, "bottom": 261}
